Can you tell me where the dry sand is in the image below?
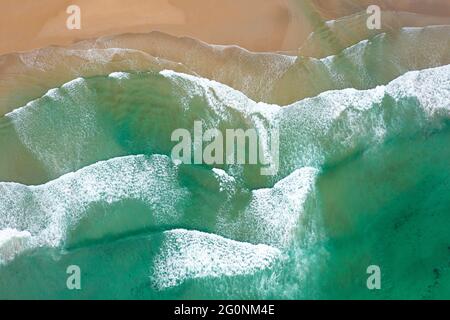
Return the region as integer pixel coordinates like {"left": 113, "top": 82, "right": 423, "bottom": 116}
{"left": 0, "top": 0, "right": 306, "bottom": 54}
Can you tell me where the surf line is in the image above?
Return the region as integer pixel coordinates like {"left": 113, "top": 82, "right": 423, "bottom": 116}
{"left": 174, "top": 304, "right": 208, "bottom": 318}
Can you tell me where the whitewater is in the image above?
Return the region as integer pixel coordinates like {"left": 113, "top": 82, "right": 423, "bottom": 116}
{"left": 0, "top": 59, "right": 449, "bottom": 298}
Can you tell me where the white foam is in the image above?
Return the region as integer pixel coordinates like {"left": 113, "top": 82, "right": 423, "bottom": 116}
{"left": 275, "top": 64, "right": 450, "bottom": 170}
{"left": 3, "top": 77, "right": 84, "bottom": 118}
{"left": 108, "top": 71, "right": 131, "bottom": 79}
{"left": 212, "top": 168, "right": 236, "bottom": 194}
{"left": 0, "top": 154, "right": 189, "bottom": 254}
{"left": 6, "top": 76, "right": 123, "bottom": 177}
{"left": 218, "top": 167, "right": 318, "bottom": 248}
{"left": 160, "top": 69, "right": 280, "bottom": 119}
{"left": 386, "top": 65, "right": 450, "bottom": 114}
{"left": 152, "top": 229, "right": 281, "bottom": 290}
{"left": 159, "top": 69, "right": 281, "bottom": 173}
{"left": 0, "top": 228, "right": 31, "bottom": 265}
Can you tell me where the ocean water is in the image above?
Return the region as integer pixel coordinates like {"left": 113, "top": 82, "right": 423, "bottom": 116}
{"left": 1, "top": 26, "right": 450, "bottom": 299}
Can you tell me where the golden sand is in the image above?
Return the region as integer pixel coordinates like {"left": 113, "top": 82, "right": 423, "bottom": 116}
{"left": 1, "top": 0, "right": 449, "bottom": 56}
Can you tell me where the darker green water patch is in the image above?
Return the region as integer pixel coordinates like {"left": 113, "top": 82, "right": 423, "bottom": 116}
{"left": 314, "top": 126, "right": 450, "bottom": 299}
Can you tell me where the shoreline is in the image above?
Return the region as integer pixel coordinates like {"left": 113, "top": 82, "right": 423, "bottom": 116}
{"left": 1, "top": 0, "right": 449, "bottom": 56}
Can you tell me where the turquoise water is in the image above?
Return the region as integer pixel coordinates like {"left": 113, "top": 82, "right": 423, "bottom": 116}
{"left": 0, "top": 59, "right": 449, "bottom": 298}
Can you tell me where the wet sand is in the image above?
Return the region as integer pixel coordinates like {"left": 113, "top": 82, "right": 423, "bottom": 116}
{"left": 0, "top": 0, "right": 449, "bottom": 116}
{"left": 1, "top": 0, "right": 449, "bottom": 55}
{"left": 0, "top": 0, "right": 306, "bottom": 54}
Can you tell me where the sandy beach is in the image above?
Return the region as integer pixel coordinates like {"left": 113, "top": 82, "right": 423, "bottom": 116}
{"left": 0, "top": 0, "right": 306, "bottom": 54}
{"left": 1, "top": 0, "right": 449, "bottom": 55}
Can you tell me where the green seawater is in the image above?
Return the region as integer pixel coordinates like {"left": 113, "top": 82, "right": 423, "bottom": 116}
{"left": 0, "top": 65, "right": 450, "bottom": 299}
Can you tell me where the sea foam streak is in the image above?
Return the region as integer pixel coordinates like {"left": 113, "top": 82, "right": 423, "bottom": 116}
{"left": 1, "top": 65, "right": 450, "bottom": 187}
{"left": 1, "top": 26, "right": 449, "bottom": 116}
{"left": 0, "top": 154, "right": 189, "bottom": 252}
{"left": 0, "top": 156, "right": 318, "bottom": 267}
{"left": 299, "top": 11, "right": 450, "bottom": 58}
{"left": 217, "top": 167, "right": 318, "bottom": 248}
{"left": 0, "top": 228, "right": 31, "bottom": 265}
{"left": 152, "top": 229, "right": 281, "bottom": 290}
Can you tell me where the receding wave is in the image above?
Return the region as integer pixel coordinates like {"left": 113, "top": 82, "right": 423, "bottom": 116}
{"left": 0, "top": 155, "right": 188, "bottom": 250}
{"left": 299, "top": 10, "right": 450, "bottom": 58}
{"left": 1, "top": 26, "right": 449, "bottom": 114}
{"left": 152, "top": 229, "right": 282, "bottom": 290}
{"left": 1, "top": 64, "right": 449, "bottom": 186}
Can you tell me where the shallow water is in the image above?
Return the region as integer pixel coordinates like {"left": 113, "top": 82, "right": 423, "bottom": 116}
{"left": 0, "top": 61, "right": 449, "bottom": 298}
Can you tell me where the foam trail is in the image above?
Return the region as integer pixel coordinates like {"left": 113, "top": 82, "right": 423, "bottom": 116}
{"left": 0, "top": 47, "right": 193, "bottom": 116}
{"left": 2, "top": 69, "right": 280, "bottom": 185}
{"left": 5, "top": 77, "right": 125, "bottom": 178}
{"left": 0, "top": 228, "right": 31, "bottom": 265}
{"left": 152, "top": 229, "right": 281, "bottom": 290}
{"left": 299, "top": 11, "right": 450, "bottom": 58}
{"left": 275, "top": 64, "right": 450, "bottom": 176}
{"left": 1, "top": 26, "right": 448, "bottom": 114}
{"left": 62, "top": 26, "right": 450, "bottom": 105}
{"left": 0, "top": 154, "right": 189, "bottom": 254}
{"left": 3, "top": 65, "right": 450, "bottom": 188}
{"left": 217, "top": 167, "right": 318, "bottom": 248}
